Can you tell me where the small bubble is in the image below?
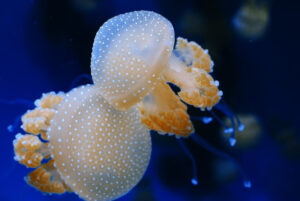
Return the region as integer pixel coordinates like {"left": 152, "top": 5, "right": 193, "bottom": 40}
{"left": 7, "top": 125, "right": 13, "bottom": 133}
{"left": 243, "top": 180, "right": 252, "bottom": 188}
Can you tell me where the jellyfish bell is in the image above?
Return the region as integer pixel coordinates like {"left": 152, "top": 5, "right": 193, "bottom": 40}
{"left": 13, "top": 84, "right": 151, "bottom": 201}
{"left": 91, "top": 10, "right": 175, "bottom": 111}
{"left": 91, "top": 10, "right": 222, "bottom": 137}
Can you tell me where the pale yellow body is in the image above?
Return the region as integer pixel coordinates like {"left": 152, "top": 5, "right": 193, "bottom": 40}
{"left": 13, "top": 11, "right": 222, "bottom": 201}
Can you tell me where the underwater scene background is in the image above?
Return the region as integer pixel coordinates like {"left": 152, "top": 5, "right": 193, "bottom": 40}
{"left": 0, "top": 0, "right": 299, "bottom": 201}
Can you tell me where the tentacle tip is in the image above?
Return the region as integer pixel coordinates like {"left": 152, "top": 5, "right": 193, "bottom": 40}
{"left": 243, "top": 180, "right": 252, "bottom": 188}
{"left": 13, "top": 133, "right": 24, "bottom": 145}
{"left": 229, "top": 137, "right": 237, "bottom": 147}
{"left": 224, "top": 127, "right": 234, "bottom": 134}
{"left": 206, "top": 107, "right": 212, "bottom": 111}
{"left": 13, "top": 155, "right": 21, "bottom": 162}
{"left": 238, "top": 124, "right": 245, "bottom": 132}
{"left": 202, "top": 117, "right": 213, "bottom": 124}
{"left": 175, "top": 135, "right": 182, "bottom": 139}
{"left": 34, "top": 99, "right": 41, "bottom": 107}
{"left": 199, "top": 107, "right": 206, "bottom": 111}
{"left": 191, "top": 178, "right": 198, "bottom": 186}
{"left": 218, "top": 90, "right": 223, "bottom": 97}
{"left": 214, "top": 80, "right": 219, "bottom": 87}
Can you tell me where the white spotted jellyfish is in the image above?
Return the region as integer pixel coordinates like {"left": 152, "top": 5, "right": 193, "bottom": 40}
{"left": 91, "top": 11, "right": 221, "bottom": 137}
{"left": 12, "top": 11, "right": 251, "bottom": 201}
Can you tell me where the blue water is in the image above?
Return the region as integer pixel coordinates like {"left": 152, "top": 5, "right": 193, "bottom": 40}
{"left": 0, "top": 0, "right": 299, "bottom": 201}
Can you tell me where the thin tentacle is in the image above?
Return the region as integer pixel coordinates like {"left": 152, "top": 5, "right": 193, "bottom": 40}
{"left": 177, "top": 139, "right": 198, "bottom": 185}
{"left": 190, "top": 133, "right": 251, "bottom": 188}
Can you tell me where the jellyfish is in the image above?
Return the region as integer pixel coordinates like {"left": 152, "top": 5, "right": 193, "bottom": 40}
{"left": 13, "top": 85, "right": 151, "bottom": 201}
{"left": 89, "top": 10, "right": 250, "bottom": 188}
{"left": 91, "top": 11, "right": 221, "bottom": 137}
{"left": 11, "top": 10, "right": 249, "bottom": 201}
{"left": 233, "top": 0, "right": 269, "bottom": 39}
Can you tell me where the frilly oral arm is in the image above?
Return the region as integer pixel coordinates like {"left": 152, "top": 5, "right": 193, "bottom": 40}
{"left": 163, "top": 37, "right": 222, "bottom": 110}
{"left": 138, "top": 79, "right": 194, "bottom": 137}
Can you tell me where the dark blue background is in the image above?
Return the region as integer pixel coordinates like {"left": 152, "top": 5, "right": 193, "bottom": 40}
{"left": 0, "top": 0, "right": 299, "bottom": 201}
